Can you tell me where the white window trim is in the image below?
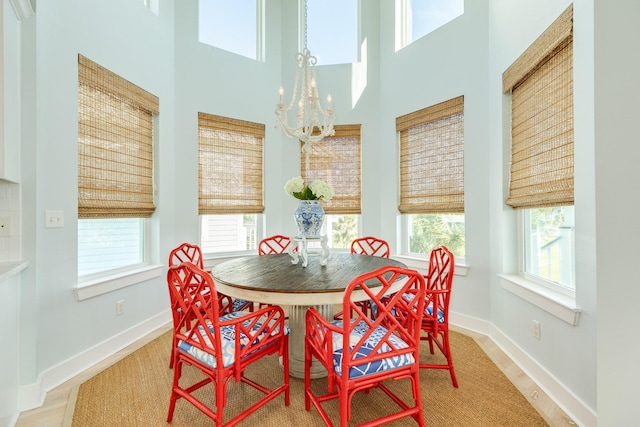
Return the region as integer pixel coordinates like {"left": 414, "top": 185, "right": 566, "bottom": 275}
{"left": 75, "top": 264, "right": 163, "bottom": 301}
{"left": 257, "top": 0, "right": 265, "bottom": 62}
{"left": 394, "top": 0, "right": 410, "bottom": 51}
{"left": 498, "top": 274, "right": 580, "bottom": 326}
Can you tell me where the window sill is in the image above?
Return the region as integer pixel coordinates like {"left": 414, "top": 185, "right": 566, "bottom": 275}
{"left": 0, "top": 261, "right": 28, "bottom": 283}
{"left": 75, "top": 264, "right": 163, "bottom": 301}
{"left": 394, "top": 255, "right": 469, "bottom": 277}
{"left": 498, "top": 274, "right": 580, "bottom": 325}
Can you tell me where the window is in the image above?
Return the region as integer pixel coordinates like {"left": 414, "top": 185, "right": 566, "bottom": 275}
{"left": 397, "top": 96, "right": 465, "bottom": 260}
{"left": 395, "top": 0, "right": 464, "bottom": 51}
{"left": 301, "top": 124, "right": 361, "bottom": 248}
{"left": 77, "top": 55, "right": 158, "bottom": 278}
{"left": 78, "top": 219, "right": 146, "bottom": 276}
{"left": 198, "top": 0, "right": 262, "bottom": 61}
{"left": 523, "top": 207, "right": 574, "bottom": 290}
{"left": 306, "top": 0, "right": 358, "bottom": 65}
{"left": 503, "top": 5, "right": 574, "bottom": 291}
{"left": 406, "top": 213, "right": 465, "bottom": 258}
{"left": 325, "top": 214, "right": 359, "bottom": 249}
{"left": 200, "top": 214, "right": 259, "bottom": 254}
{"left": 198, "top": 113, "right": 264, "bottom": 254}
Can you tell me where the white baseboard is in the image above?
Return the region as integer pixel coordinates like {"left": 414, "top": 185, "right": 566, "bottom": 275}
{"left": 18, "top": 310, "right": 172, "bottom": 412}
{"left": 451, "top": 311, "right": 596, "bottom": 427}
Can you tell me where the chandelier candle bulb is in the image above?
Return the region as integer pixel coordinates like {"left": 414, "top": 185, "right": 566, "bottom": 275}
{"left": 279, "top": 86, "right": 283, "bottom": 103}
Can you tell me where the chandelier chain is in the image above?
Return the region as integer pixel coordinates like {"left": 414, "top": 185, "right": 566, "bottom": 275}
{"left": 303, "top": 0, "right": 308, "bottom": 50}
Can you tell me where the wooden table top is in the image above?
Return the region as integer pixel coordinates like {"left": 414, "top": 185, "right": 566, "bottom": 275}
{"left": 210, "top": 252, "right": 407, "bottom": 294}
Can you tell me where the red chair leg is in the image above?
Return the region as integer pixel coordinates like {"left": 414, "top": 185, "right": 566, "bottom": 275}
{"left": 442, "top": 331, "right": 458, "bottom": 387}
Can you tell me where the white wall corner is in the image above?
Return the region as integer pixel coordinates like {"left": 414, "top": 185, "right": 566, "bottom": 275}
{"left": 9, "top": 0, "right": 34, "bottom": 21}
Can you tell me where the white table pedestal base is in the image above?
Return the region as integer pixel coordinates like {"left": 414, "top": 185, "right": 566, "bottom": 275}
{"left": 287, "top": 304, "right": 333, "bottom": 379}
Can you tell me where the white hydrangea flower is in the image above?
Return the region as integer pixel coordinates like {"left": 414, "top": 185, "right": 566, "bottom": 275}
{"left": 284, "top": 176, "right": 334, "bottom": 200}
{"left": 310, "top": 179, "right": 334, "bottom": 201}
{"left": 284, "top": 176, "right": 305, "bottom": 196}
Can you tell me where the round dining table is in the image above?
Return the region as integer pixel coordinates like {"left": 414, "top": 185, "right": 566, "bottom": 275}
{"left": 210, "top": 252, "right": 407, "bottom": 378}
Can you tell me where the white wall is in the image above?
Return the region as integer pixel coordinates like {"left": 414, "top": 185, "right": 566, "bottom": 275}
{"left": 0, "top": 274, "right": 19, "bottom": 427}
{"left": 11, "top": 0, "right": 631, "bottom": 425}
{"left": 17, "top": 0, "right": 177, "bottom": 409}
{"left": 593, "top": 1, "right": 640, "bottom": 425}
{"left": 488, "top": 0, "right": 598, "bottom": 424}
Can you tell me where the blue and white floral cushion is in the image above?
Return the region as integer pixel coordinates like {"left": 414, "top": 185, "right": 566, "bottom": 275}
{"left": 398, "top": 293, "right": 445, "bottom": 323}
{"left": 331, "top": 320, "right": 414, "bottom": 379}
{"left": 426, "top": 305, "right": 445, "bottom": 323}
{"left": 178, "top": 312, "right": 289, "bottom": 369}
{"left": 232, "top": 298, "right": 251, "bottom": 312}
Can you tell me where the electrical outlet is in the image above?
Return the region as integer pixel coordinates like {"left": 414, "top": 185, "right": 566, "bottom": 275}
{"left": 0, "top": 217, "right": 10, "bottom": 237}
{"left": 532, "top": 320, "right": 541, "bottom": 340}
{"left": 116, "top": 300, "right": 125, "bottom": 316}
{"left": 45, "top": 210, "right": 64, "bottom": 228}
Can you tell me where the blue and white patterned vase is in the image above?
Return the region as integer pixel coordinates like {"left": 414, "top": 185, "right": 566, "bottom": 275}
{"left": 294, "top": 200, "right": 325, "bottom": 237}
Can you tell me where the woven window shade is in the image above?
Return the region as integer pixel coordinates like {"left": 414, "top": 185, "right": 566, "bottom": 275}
{"left": 503, "top": 5, "right": 574, "bottom": 209}
{"left": 397, "top": 96, "right": 464, "bottom": 214}
{"left": 78, "top": 55, "right": 159, "bottom": 219}
{"left": 300, "top": 124, "right": 361, "bottom": 215}
{"left": 198, "top": 112, "right": 265, "bottom": 214}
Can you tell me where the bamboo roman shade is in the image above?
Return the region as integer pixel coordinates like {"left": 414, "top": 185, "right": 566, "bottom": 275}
{"left": 198, "top": 112, "right": 265, "bottom": 214}
{"left": 397, "top": 96, "right": 464, "bottom": 214}
{"left": 78, "top": 54, "right": 159, "bottom": 219}
{"left": 503, "top": 5, "right": 574, "bottom": 209}
{"left": 301, "top": 124, "right": 361, "bottom": 215}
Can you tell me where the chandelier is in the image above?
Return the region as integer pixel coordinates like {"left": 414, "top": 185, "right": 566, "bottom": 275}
{"left": 275, "top": 0, "right": 335, "bottom": 154}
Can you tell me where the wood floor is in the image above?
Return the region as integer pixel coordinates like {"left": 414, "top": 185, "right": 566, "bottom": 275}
{"left": 15, "top": 323, "right": 578, "bottom": 427}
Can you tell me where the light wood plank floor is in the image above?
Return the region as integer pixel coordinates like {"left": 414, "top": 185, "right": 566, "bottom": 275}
{"left": 16, "top": 323, "right": 578, "bottom": 427}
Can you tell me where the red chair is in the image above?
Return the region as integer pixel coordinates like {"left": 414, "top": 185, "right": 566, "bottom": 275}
{"left": 169, "top": 243, "right": 253, "bottom": 313}
{"left": 334, "top": 236, "right": 391, "bottom": 320}
{"left": 350, "top": 236, "right": 391, "bottom": 258}
{"left": 419, "top": 246, "right": 458, "bottom": 387}
{"left": 167, "top": 262, "right": 290, "bottom": 425}
{"left": 257, "top": 235, "right": 294, "bottom": 314}
{"left": 258, "top": 234, "right": 294, "bottom": 254}
{"left": 305, "top": 266, "right": 426, "bottom": 427}
{"left": 167, "top": 243, "right": 253, "bottom": 369}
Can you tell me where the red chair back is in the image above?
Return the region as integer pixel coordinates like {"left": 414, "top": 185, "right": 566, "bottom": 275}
{"left": 169, "top": 242, "right": 203, "bottom": 268}
{"left": 258, "top": 235, "right": 293, "bottom": 254}
{"left": 350, "top": 236, "right": 390, "bottom": 258}
{"left": 340, "top": 266, "right": 425, "bottom": 365}
{"left": 425, "top": 246, "right": 454, "bottom": 326}
{"left": 167, "top": 261, "right": 220, "bottom": 341}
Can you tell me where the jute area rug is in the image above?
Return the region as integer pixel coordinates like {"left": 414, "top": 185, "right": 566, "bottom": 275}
{"left": 67, "top": 330, "right": 548, "bottom": 426}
